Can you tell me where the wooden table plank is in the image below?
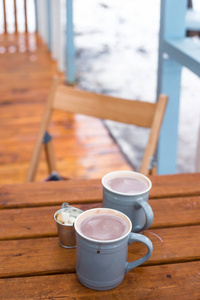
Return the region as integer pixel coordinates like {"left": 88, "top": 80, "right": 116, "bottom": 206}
{"left": 1, "top": 174, "right": 200, "bottom": 209}
{"left": 1, "top": 226, "right": 200, "bottom": 278}
{"left": 0, "top": 203, "right": 97, "bottom": 240}
{"left": 1, "top": 196, "right": 200, "bottom": 240}
{"left": 150, "top": 195, "right": 200, "bottom": 228}
{"left": 0, "top": 180, "right": 102, "bottom": 208}
{"left": 150, "top": 173, "right": 200, "bottom": 198}
{"left": 1, "top": 261, "right": 200, "bottom": 299}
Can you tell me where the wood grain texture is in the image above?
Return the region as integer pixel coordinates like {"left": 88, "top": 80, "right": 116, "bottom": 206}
{"left": 1, "top": 173, "right": 200, "bottom": 209}
{"left": 0, "top": 262, "right": 200, "bottom": 299}
{"left": 26, "top": 76, "right": 61, "bottom": 182}
{"left": 0, "top": 174, "right": 200, "bottom": 298}
{"left": 140, "top": 94, "right": 168, "bottom": 175}
{"left": 54, "top": 84, "right": 157, "bottom": 127}
{"left": 0, "top": 179, "right": 102, "bottom": 208}
{"left": 0, "top": 225, "right": 200, "bottom": 278}
{"left": 149, "top": 173, "right": 200, "bottom": 198}
{"left": 1, "top": 196, "right": 200, "bottom": 240}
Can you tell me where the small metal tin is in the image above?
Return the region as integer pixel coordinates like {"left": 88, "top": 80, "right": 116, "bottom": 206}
{"left": 54, "top": 202, "right": 83, "bottom": 248}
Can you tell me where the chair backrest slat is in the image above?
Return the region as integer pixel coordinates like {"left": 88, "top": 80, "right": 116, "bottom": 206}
{"left": 53, "top": 85, "right": 157, "bottom": 128}
{"left": 26, "top": 77, "right": 168, "bottom": 181}
{"left": 140, "top": 94, "right": 168, "bottom": 174}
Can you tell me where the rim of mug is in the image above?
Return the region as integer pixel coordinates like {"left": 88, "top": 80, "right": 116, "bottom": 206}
{"left": 54, "top": 207, "right": 83, "bottom": 227}
{"left": 74, "top": 207, "right": 132, "bottom": 243}
{"left": 101, "top": 170, "right": 152, "bottom": 196}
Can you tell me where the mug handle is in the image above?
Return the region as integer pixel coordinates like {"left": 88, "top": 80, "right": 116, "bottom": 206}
{"left": 132, "top": 198, "right": 154, "bottom": 232}
{"left": 125, "top": 233, "right": 153, "bottom": 273}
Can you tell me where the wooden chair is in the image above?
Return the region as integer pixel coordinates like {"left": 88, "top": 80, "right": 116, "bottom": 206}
{"left": 26, "top": 77, "right": 168, "bottom": 182}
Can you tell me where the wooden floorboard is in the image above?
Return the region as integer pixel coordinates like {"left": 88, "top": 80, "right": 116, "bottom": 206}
{"left": 0, "top": 33, "right": 132, "bottom": 184}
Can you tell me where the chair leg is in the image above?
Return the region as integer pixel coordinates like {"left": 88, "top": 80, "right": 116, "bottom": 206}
{"left": 26, "top": 136, "right": 44, "bottom": 182}
{"left": 44, "top": 140, "right": 57, "bottom": 174}
{"left": 26, "top": 76, "right": 61, "bottom": 182}
{"left": 26, "top": 127, "right": 51, "bottom": 182}
{"left": 149, "top": 165, "right": 157, "bottom": 175}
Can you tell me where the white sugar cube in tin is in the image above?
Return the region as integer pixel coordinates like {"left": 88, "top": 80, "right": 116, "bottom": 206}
{"left": 68, "top": 216, "right": 76, "bottom": 225}
{"left": 56, "top": 207, "right": 82, "bottom": 225}
{"left": 61, "top": 211, "right": 70, "bottom": 224}
{"left": 56, "top": 213, "right": 63, "bottom": 224}
{"left": 70, "top": 209, "right": 82, "bottom": 217}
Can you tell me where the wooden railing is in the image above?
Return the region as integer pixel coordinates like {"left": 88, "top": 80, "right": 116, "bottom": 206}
{"left": 2, "top": 0, "right": 29, "bottom": 34}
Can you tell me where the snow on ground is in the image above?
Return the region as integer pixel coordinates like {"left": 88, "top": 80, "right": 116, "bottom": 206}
{"left": 74, "top": 0, "right": 200, "bottom": 173}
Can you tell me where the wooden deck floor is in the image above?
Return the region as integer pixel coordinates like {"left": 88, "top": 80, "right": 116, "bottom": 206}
{"left": 0, "top": 33, "right": 132, "bottom": 184}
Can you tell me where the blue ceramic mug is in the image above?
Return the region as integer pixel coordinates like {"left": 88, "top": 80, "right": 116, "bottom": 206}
{"left": 102, "top": 171, "right": 153, "bottom": 233}
{"left": 75, "top": 208, "right": 153, "bottom": 291}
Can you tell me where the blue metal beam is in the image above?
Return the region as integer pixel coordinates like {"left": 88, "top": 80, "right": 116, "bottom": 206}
{"left": 66, "top": 0, "right": 76, "bottom": 84}
{"left": 164, "top": 38, "right": 200, "bottom": 77}
{"left": 156, "top": 0, "right": 187, "bottom": 174}
{"left": 34, "top": 0, "right": 38, "bottom": 32}
{"left": 46, "top": 0, "right": 52, "bottom": 51}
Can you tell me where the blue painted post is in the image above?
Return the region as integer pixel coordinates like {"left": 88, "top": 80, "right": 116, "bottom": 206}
{"left": 34, "top": 0, "right": 38, "bottom": 32}
{"left": 36, "top": 0, "right": 41, "bottom": 36}
{"left": 37, "top": 0, "right": 47, "bottom": 42}
{"left": 46, "top": 0, "right": 52, "bottom": 51}
{"left": 156, "top": 0, "right": 187, "bottom": 174}
{"left": 66, "top": 0, "right": 76, "bottom": 84}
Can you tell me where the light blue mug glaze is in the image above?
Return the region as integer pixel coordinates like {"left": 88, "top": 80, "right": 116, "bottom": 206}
{"left": 75, "top": 208, "right": 153, "bottom": 291}
{"left": 102, "top": 171, "right": 153, "bottom": 233}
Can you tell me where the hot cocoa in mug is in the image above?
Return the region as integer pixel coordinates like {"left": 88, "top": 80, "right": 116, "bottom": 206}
{"left": 79, "top": 213, "right": 129, "bottom": 241}
{"left": 75, "top": 208, "right": 153, "bottom": 290}
{"left": 102, "top": 171, "right": 153, "bottom": 233}
{"left": 107, "top": 176, "right": 148, "bottom": 194}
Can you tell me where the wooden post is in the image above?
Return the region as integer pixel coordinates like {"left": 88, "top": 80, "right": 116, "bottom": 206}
{"left": 3, "top": 0, "right": 7, "bottom": 34}
{"left": 156, "top": 0, "right": 187, "bottom": 174}
{"left": 66, "top": 0, "right": 76, "bottom": 84}
{"left": 14, "top": 0, "right": 18, "bottom": 33}
{"left": 24, "top": 0, "right": 28, "bottom": 32}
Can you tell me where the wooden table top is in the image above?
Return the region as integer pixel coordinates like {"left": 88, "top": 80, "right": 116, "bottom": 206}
{"left": 1, "top": 173, "right": 200, "bottom": 299}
